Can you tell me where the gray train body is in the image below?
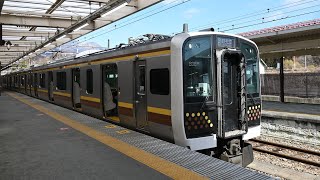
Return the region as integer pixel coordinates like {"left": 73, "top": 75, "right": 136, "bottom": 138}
{"left": 3, "top": 31, "right": 262, "bottom": 166}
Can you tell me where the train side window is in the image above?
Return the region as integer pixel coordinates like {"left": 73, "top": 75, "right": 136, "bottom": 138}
{"left": 40, "top": 73, "right": 46, "bottom": 88}
{"left": 86, "top": 69, "right": 93, "bottom": 94}
{"left": 150, "top": 68, "right": 170, "bottom": 95}
{"left": 56, "top": 72, "right": 67, "bottom": 90}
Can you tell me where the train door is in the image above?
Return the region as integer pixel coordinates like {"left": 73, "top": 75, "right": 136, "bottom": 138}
{"left": 48, "top": 71, "right": 54, "bottom": 101}
{"left": 218, "top": 50, "right": 247, "bottom": 138}
{"left": 34, "top": 73, "right": 38, "bottom": 97}
{"left": 17, "top": 76, "right": 20, "bottom": 90}
{"left": 134, "top": 60, "right": 148, "bottom": 131}
{"left": 23, "top": 75, "right": 27, "bottom": 93}
{"left": 102, "top": 64, "right": 119, "bottom": 121}
{"left": 24, "top": 75, "right": 27, "bottom": 93}
{"left": 72, "top": 68, "right": 81, "bottom": 109}
{"left": 29, "top": 74, "right": 32, "bottom": 95}
{"left": 9, "top": 77, "right": 12, "bottom": 89}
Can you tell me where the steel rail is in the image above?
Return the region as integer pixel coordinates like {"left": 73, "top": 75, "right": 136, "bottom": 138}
{"left": 251, "top": 139, "right": 320, "bottom": 156}
{"left": 250, "top": 139, "right": 320, "bottom": 167}
{"left": 253, "top": 147, "right": 320, "bottom": 167}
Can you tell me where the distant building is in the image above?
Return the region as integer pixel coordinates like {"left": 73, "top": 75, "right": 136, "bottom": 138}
{"left": 260, "top": 59, "right": 267, "bottom": 75}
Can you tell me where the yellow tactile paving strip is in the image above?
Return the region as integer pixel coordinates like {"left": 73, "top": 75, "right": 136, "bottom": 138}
{"left": 7, "top": 92, "right": 208, "bottom": 180}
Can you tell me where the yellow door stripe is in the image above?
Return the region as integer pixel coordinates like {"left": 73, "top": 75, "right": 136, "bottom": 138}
{"left": 118, "top": 102, "right": 133, "bottom": 109}
{"left": 7, "top": 92, "right": 207, "bottom": 180}
{"left": 91, "top": 50, "right": 171, "bottom": 65}
{"left": 32, "top": 49, "right": 171, "bottom": 73}
{"left": 147, "top": 106, "right": 171, "bottom": 116}
{"left": 34, "top": 67, "right": 60, "bottom": 73}
{"left": 80, "top": 96, "right": 101, "bottom": 103}
{"left": 139, "top": 50, "right": 171, "bottom": 58}
{"left": 53, "top": 91, "right": 71, "bottom": 98}
{"left": 38, "top": 89, "right": 48, "bottom": 93}
{"left": 108, "top": 116, "right": 120, "bottom": 123}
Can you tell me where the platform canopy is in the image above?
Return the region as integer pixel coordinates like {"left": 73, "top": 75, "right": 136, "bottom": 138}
{"left": 0, "top": 0, "right": 162, "bottom": 70}
{"left": 239, "top": 19, "right": 320, "bottom": 59}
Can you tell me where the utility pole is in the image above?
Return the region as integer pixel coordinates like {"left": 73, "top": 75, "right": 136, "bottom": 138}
{"left": 279, "top": 57, "right": 284, "bottom": 103}
{"left": 304, "top": 55, "right": 307, "bottom": 70}
{"left": 0, "top": 61, "right": 2, "bottom": 96}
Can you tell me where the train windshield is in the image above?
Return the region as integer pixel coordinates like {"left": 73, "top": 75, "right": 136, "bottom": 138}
{"left": 183, "top": 36, "right": 214, "bottom": 103}
{"left": 241, "top": 43, "right": 260, "bottom": 97}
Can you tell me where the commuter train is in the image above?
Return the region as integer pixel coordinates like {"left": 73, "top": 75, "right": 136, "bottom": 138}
{"left": 2, "top": 30, "right": 262, "bottom": 166}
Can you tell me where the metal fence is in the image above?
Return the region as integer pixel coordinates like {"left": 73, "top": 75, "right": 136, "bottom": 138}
{"left": 261, "top": 72, "right": 320, "bottom": 98}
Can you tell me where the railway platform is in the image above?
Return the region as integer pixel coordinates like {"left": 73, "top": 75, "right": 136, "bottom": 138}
{"left": 263, "top": 101, "right": 320, "bottom": 116}
{"left": 261, "top": 100, "right": 320, "bottom": 145}
{"left": 262, "top": 100, "right": 320, "bottom": 123}
{"left": 0, "top": 91, "right": 271, "bottom": 180}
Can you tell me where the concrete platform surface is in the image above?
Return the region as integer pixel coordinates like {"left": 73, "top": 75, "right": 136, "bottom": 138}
{"left": 262, "top": 101, "right": 320, "bottom": 116}
{"left": 0, "top": 93, "right": 168, "bottom": 180}
{"left": 0, "top": 91, "right": 272, "bottom": 180}
{"left": 249, "top": 160, "right": 320, "bottom": 180}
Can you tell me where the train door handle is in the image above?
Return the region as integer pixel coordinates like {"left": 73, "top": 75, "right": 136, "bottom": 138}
{"left": 135, "top": 100, "right": 140, "bottom": 104}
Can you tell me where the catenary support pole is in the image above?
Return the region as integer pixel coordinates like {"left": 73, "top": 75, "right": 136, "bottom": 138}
{"left": 0, "top": 61, "right": 2, "bottom": 96}
{"left": 279, "top": 57, "right": 284, "bottom": 102}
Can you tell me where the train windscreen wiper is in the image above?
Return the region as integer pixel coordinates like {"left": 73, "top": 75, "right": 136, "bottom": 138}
{"left": 247, "top": 93, "right": 256, "bottom": 106}
{"left": 200, "top": 96, "right": 215, "bottom": 111}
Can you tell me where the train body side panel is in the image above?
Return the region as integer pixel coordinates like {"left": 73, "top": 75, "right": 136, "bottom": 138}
{"left": 53, "top": 69, "right": 73, "bottom": 109}
{"left": 38, "top": 72, "right": 49, "bottom": 102}
{"left": 118, "top": 60, "right": 135, "bottom": 128}
{"left": 80, "top": 65, "right": 103, "bottom": 118}
{"left": 146, "top": 55, "right": 173, "bottom": 141}
{"left": 27, "top": 74, "right": 32, "bottom": 96}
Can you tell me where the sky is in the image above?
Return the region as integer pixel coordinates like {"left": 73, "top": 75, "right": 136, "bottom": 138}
{"left": 66, "top": 0, "right": 320, "bottom": 50}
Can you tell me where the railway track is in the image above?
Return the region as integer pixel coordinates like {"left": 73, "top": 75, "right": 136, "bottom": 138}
{"left": 249, "top": 139, "right": 320, "bottom": 167}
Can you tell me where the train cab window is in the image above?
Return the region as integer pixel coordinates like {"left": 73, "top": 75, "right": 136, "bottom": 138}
{"left": 40, "top": 73, "right": 46, "bottom": 88}
{"left": 150, "top": 68, "right": 169, "bottom": 95}
{"left": 183, "top": 36, "right": 214, "bottom": 103}
{"left": 56, "top": 72, "right": 67, "bottom": 90}
{"left": 241, "top": 43, "right": 260, "bottom": 97}
{"left": 86, "top": 69, "right": 93, "bottom": 94}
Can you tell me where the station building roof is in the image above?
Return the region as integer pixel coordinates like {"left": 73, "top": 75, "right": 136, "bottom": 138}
{"left": 0, "top": 0, "right": 161, "bottom": 70}
{"left": 238, "top": 19, "right": 320, "bottom": 58}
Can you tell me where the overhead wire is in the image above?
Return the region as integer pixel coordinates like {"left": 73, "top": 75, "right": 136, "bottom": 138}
{"left": 113, "top": 0, "right": 185, "bottom": 27}
{"left": 45, "top": 0, "right": 192, "bottom": 53}
{"left": 78, "top": 0, "right": 187, "bottom": 43}
{"left": 222, "top": 9, "right": 320, "bottom": 32}
{"left": 17, "top": 0, "right": 319, "bottom": 66}
{"left": 215, "top": 3, "right": 320, "bottom": 31}
{"left": 190, "top": 0, "right": 319, "bottom": 31}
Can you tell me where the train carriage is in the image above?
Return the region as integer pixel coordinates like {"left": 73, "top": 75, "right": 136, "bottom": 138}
{"left": 3, "top": 29, "right": 261, "bottom": 167}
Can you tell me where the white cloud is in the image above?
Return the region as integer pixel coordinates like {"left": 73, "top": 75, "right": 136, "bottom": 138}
{"left": 184, "top": 8, "right": 201, "bottom": 19}
{"left": 161, "top": 0, "right": 179, "bottom": 5}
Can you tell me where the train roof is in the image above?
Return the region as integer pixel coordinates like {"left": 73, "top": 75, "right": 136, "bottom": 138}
{"left": 7, "top": 31, "right": 256, "bottom": 75}
{"left": 12, "top": 37, "right": 172, "bottom": 74}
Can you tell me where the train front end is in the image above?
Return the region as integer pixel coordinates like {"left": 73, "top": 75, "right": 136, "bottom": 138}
{"left": 171, "top": 31, "right": 261, "bottom": 166}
